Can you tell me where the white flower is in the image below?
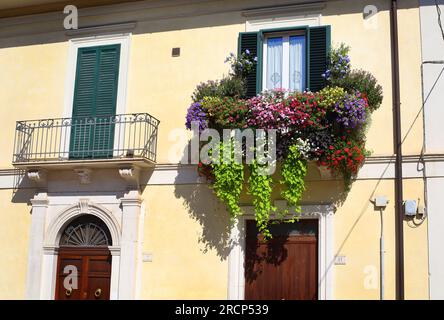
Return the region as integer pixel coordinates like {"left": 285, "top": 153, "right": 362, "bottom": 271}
{"left": 295, "top": 138, "right": 314, "bottom": 160}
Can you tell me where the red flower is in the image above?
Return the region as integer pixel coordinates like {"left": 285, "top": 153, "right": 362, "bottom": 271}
{"left": 344, "top": 148, "right": 349, "bottom": 153}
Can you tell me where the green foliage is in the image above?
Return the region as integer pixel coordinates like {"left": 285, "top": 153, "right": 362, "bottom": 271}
{"left": 330, "top": 69, "right": 383, "bottom": 111}
{"left": 191, "top": 77, "right": 246, "bottom": 103}
{"left": 191, "top": 51, "right": 254, "bottom": 103}
{"left": 218, "top": 76, "right": 246, "bottom": 98}
{"left": 280, "top": 145, "right": 308, "bottom": 218}
{"left": 191, "top": 80, "right": 219, "bottom": 102}
{"left": 325, "top": 43, "right": 351, "bottom": 80}
{"left": 210, "top": 141, "right": 244, "bottom": 219}
{"left": 248, "top": 161, "right": 276, "bottom": 239}
{"left": 225, "top": 51, "right": 257, "bottom": 79}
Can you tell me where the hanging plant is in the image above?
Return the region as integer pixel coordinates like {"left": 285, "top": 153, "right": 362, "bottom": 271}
{"left": 280, "top": 144, "right": 308, "bottom": 219}
{"left": 210, "top": 141, "right": 244, "bottom": 220}
{"left": 321, "top": 137, "right": 369, "bottom": 188}
{"left": 248, "top": 161, "right": 276, "bottom": 239}
{"left": 184, "top": 43, "right": 382, "bottom": 238}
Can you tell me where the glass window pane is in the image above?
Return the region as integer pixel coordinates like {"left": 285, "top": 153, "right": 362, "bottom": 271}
{"left": 289, "top": 35, "right": 306, "bottom": 92}
{"left": 266, "top": 37, "right": 283, "bottom": 90}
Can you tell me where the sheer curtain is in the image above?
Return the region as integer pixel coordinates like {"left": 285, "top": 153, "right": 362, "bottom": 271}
{"left": 289, "top": 35, "right": 306, "bottom": 92}
{"left": 266, "top": 37, "right": 283, "bottom": 90}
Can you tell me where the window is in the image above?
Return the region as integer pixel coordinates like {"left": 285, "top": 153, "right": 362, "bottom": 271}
{"left": 60, "top": 215, "right": 112, "bottom": 247}
{"left": 70, "top": 44, "right": 121, "bottom": 159}
{"left": 238, "top": 25, "right": 330, "bottom": 97}
{"left": 263, "top": 33, "right": 306, "bottom": 92}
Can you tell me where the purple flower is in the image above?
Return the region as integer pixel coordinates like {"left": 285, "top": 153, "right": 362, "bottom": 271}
{"left": 185, "top": 102, "right": 208, "bottom": 132}
{"left": 322, "top": 69, "right": 331, "bottom": 79}
{"left": 334, "top": 93, "right": 367, "bottom": 128}
{"left": 327, "top": 50, "right": 350, "bottom": 80}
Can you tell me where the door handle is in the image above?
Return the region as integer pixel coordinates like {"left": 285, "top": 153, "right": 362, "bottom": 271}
{"left": 65, "top": 287, "right": 73, "bottom": 297}
{"left": 94, "top": 288, "right": 102, "bottom": 298}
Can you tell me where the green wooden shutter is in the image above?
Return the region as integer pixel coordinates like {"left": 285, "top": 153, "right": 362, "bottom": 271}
{"left": 238, "top": 32, "right": 262, "bottom": 98}
{"left": 70, "top": 44, "right": 121, "bottom": 159}
{"left": 308, "top": 25, "right": 331, "bottom": 92}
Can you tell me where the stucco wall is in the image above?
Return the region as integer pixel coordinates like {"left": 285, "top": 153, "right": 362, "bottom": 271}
{"left": 420, "top": 0, "right": 444, "bottom": 300}
{"left": 141, "top": 184, "right": 229, "bottom": 299}
{"left": 0, "top": 189, "right": 32, "bottom": 299}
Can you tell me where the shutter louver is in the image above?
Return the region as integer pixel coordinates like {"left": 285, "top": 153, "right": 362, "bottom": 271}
{"left": 239, "top": 32, "right": 260, "bottom": 98}
{"left": 70, "top": 44, "right": 121, "bottom": 159}
{"left": 309, "top": 26, "right": 330, "bottom": 92}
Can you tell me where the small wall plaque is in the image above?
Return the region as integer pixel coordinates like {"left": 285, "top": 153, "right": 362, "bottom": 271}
{"left": 142, "top": 253, "right": 153, "bottom": 262}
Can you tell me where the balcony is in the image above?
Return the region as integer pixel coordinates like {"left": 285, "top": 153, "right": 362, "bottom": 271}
{"left": 13, "top": 113, "right": 159, "bottom": 171}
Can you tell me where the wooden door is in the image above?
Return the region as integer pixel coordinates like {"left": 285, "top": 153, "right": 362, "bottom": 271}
{"left": 55, "top": 248, "right": 111, "bottom": 300}
{"left": 245, "top": 219, "right": 318, "bottom": 300}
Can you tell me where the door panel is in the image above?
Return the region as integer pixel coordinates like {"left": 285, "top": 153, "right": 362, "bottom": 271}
{"left": 245, "top": 220, "right": 318, "bottom": 300}
{"left": 86, "top": 276, "right": 111, "bottom": 300}
{"left": 55, "top": 248, "right": 111, "bottom": 300}
{"left": 56, "top": 254, "right": 83, "bottom": 300}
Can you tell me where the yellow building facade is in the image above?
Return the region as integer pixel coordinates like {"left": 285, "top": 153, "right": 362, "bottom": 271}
{"left": 0, "top": 0, "right": 438, "bottom": 300}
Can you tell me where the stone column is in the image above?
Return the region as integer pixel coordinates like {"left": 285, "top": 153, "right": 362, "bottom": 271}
{"left": 26, "top": 192, "right": 49, "bottom": 299}
{"left": 118, "top": 190, "right": 142, "bottom": 299}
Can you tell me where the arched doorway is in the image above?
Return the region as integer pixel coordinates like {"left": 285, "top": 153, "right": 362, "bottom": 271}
{"left": 55, "top": 215, "right": 112, "bottom": 300}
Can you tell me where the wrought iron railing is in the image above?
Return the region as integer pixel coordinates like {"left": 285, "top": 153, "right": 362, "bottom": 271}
{"left": 13, "top": 113, "right": 159, "bottom": 164}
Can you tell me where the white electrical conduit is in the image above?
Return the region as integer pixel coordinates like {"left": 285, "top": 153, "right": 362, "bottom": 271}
{"left": 380, "top": 208, "right": 385, "bottom": 300}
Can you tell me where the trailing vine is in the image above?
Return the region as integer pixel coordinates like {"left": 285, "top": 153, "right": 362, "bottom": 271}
{"left": 210, "top": 141, "right": 244, "bottom": 220}
{"left": 248, "top": 161, "right": 275, "bottom": 239}
{"left": 280, "top": 145, "right": 308, "bottom": 220}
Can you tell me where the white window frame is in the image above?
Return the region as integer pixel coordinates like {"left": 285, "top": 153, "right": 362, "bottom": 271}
{"left": 61, "top": 33, "right": 131, "bottom": 158}
{"left": 262, "top": 32, "right": 307, "bottom": 91}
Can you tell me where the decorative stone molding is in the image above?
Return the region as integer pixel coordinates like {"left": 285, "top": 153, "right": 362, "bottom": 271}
{"left": 27, "top": 170, "right": 47, "bottom": 188}
{"left": 120, "top": 189, "right": 142, "bottom": 206}
{"left": 242, "top": 2, "right": 326, "bottom": 17}
{"left": 274, "top": 200, "right": 336, "bottom": 217}
{"left": 30, "top": 192, "right": 49, "bottom": 207}
{"left": 45, "top": 200, "right": 121, "bottom": 247}
{"left": 119, "top": 167, "right": 140, "bottom": 189}
{"left": 78, "top": 199, "right": 90, "bottom": 214}
{"left": 42, "top": 246, "right": 58, "bottom": 255}
{"left": 39, "top": 199, "right": 122, "bottom": 300}
{"left": 74, "top": 168, "right": 92, "bottom": 184}
{"left": 109, "top": 246, "right": 121, "bottom": 256}
{"left": 65, "top": 22, "right": 137, "bottom": 37}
